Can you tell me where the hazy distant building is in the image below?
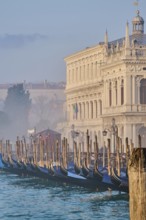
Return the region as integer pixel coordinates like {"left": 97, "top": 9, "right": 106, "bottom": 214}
{"left": 65, "top": 10, "right": 146, "bottom": 150}
{"left": 0, "top": 81, "right": 65, "bottom": 104}
{"left": 0, "top": 81, "right": 66, "bottom": 132}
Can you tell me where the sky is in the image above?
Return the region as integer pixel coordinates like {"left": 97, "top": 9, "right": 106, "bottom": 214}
{"left": 0, "top": 0, "right": 145, "bottom": 83}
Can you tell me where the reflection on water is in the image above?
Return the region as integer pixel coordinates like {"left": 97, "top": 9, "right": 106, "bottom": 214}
{"left": 0, "top": 173, "right": 129, "bottom": 220}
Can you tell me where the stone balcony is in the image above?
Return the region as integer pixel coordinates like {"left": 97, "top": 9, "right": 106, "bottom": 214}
{"left": 103, "top": 104, "right": 146, "bottom": 116}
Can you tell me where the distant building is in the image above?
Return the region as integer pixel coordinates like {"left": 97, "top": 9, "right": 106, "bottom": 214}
{"left": 34, "top": 128, "right": 61, "bottom": 147}
{"left": 65, "top": 10, "right": 146, "bottom": 151}
{"left": 0, "top": 81, "right": 66, "bottom": 104}
{"left": 0, "top": 81, "right": 66, "bottom": 132}
{"left": 30, "top": 128, "right": 61, "bottom": 162}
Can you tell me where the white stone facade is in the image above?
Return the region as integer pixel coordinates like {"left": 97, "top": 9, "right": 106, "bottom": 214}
{"left": 65, "top": 11, "right": 146, "bottom": 151}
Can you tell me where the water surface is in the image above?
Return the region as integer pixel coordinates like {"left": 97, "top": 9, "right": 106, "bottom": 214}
{"left": 0, "top": 173, "right": 129, "bottom": 220}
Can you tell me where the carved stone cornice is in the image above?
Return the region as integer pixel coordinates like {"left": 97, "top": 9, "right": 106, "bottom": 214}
{"left": 127, "top": 64, "right": 143, "bottom": 72}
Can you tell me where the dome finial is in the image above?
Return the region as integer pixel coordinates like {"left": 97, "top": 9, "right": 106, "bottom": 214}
{"left": 137, "top": 9, "right": 140, "bottom": 15}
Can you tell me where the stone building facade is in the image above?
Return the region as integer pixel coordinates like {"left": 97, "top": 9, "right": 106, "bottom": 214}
{"left": 65, "top": 11, "right": 146, "bottom": 151}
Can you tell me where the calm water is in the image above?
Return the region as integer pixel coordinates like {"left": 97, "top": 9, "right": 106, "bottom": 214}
{"left": 0, "top": 172, "right": 129, "bottom": 220}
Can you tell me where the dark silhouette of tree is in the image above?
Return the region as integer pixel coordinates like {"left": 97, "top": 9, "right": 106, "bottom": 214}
{"left": 4, "top": 84, "right": 31, "bottom": 138}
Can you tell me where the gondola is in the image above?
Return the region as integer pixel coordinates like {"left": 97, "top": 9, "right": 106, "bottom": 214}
{"left": 110, "top": 168, "right": 129, "bottom": 193}
{"left": 82, "top": 164, "right": 90, "bottom": 177}
{"left": 81, "top": 162, "right": 90, "bottom": 177}
{"left": 60, "top": 164, "right": 68, "bottom": 176}
{"left": 1, "top": 157, "right": 28, "bottom": 176}
{"left": 49, "top": 163, "right": 100, "bottom": 190}
{"left": 74, "top": 162, "right": 81, "bottom": 175}
{"left": 93, "top": 167, "right": 103, "bottom": 181}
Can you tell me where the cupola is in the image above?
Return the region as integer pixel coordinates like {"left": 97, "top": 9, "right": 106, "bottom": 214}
{"left": 132, "top": 10, "right": 144, "bottom": 35}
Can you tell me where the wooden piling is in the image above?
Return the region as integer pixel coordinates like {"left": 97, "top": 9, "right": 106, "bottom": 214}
{"left": 128, "top": 148, "right": 146, "bottom": 220}
{"left": 78, "top": 143, "right": 81, "bottom": 168}
{"left": 94, "top": 134, "right": 98, "bottom": 168}
{"left": 86, "top": 130, "right": 90, "bottom": 168}
{"left": 56, "top": 140, "right": 59, "bottom": 167}
{"left": 64, "top": 138, "right": 68, "bottom": 168}
{"left": 33, "top": 139, "right": 37, "bottom": 164}
{"left": 73, "top": 140, "right": 77, "bottom": 164}
{"left": 138, "top": 134, "right": 141, "bottom": 148}
{"left": 39, "top": 135, "right": 44, "bottom": 166}
{"left": 16, "top": 137, "right": 20, "bottom": 161}
{"left": 126, "top": 137, "right": 130, "bottom": 169}
{"left": 107, "top": 138, "right": 111, "bottom": 175}
{"left": 116, "top": 137, "right": 120, "bottom": 176}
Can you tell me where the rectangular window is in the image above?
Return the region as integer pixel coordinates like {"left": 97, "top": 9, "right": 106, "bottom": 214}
{"left": 121, "top": 87, "right": 124, "bottom": 105}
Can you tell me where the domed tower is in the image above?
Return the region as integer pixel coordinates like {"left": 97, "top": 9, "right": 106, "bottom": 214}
{"left": 132, "top": 10, "right": 144, "bottom": 35}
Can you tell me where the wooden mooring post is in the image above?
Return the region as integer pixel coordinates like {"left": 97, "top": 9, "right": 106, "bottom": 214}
{"left": 128, "top": 148, "right": 146, "bottom": 220}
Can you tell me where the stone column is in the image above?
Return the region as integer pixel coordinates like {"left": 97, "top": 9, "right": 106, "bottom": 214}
{"left": 132, "top": 124, "right": 137, "bottom": 148}
{"left": 84, "top": 64, "right": 87, "bottom": 82}
{"left": 79, "top": 65, "right": 82, "bottom": 81}
{"left": 83, "top": 65, "right": 85, "bottom": 82}
{"left": 104, "top": 81, "right": 107, "bottom": 108}
{"left": 112, "top": 81, "right": 115, "bottom": 106}
{"left": 91, "top": 63, "right": 93, "bottom": 79}
{"left": 117, "top": 78, "right": 121, "bottom": 106}
{"left": 124, "top": 124, "right": 132, "bottom": 153}
{"left": 85, "top": 102, "right": 88, "bottom": 119}
{"left": 74, "top": 66, "right": 77, "bottom": 83}
{"left": 124, "top": 75, "right": 131, "bottom": 106}
{"left": 76, "top": 67, "right": 78, "bottom": 83}
{"left": 71, "top": 103, "right": 74, "bottom": 120}
{"left": 94, "top": 62, "right": 97, "bottom": 78}
{"left": 72, "top": 69, "right": 74, "bottom": 84}
{"left": 128, "top": 148, "right": 146, "bottom": 220}
{"left": 89, "top": 101, "right": 91, "bottom": 119}
{"left": 106, "top": 80, "right": 109, "bottom": 107}
{"left": 88, "top": 63, "right": 91, "bottom": 80}
{"left": 132, "top": 75, "right": 136, "bottom": 105}
{"left": 94, "top": 100, "right": 97, "bottom": 118}
{"left": 136, "top": 76, "right": 141, "bottom": 105}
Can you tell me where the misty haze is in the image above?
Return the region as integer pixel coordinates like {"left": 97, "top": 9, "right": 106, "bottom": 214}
{"left": 0, "top": 82, "right": 66, "bottom": 140}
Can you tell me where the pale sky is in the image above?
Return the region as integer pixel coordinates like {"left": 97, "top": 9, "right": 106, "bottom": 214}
{"left": 0, "top": 0, "right": 145, "bottom": 83}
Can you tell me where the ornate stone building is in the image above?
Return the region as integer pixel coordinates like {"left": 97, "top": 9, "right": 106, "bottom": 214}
{"left": 65, "top": 11, "right": 146, "bottom": 151}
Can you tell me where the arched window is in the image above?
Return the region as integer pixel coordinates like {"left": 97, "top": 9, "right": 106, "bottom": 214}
{"left": 76, "top": 67, "right": 78, "bottom": 82}
{"left": 68, "top": 104, "right": 70, "bottom": 120}
{"left": 86, "top": 102, "right": 89, "bottom": 119}
{"left": 121, "top": 80, "right": 124, "bottom": 105}
{"left": 90, "top": 101, "right": 93, "bottom": 119}
{"left": 79, "top": 67, "right": 81, "bottom": 81}
{"left": 91, "top": 63, "right": 93, "bottom": 79}
{"left": 109, "top": 82, "right": 112, "bottom": 106}
{"left": 72, "top": 69, "right": 74, "bottom": 82}
{"left": 82, "top": 102, "right": 85, "bottom": 119}
{"left": 94, "top": 100, "right": 98, "bottom": 118}
{"left": 99, "top": 100, "right": 102, "bottom": 115}
{"left": 68, "top": 70, "right": 71, "bottom": 84}
{"left": 79, "top": 103, "right": 82, "bottom": 119}
{"left": 87, "top": 64, "right": 89, "bottom": 79}
{"left": 83, "top": 65, "right": 85, "bottom": 81}
{"left": 140, "top": 79, "right": 146, "bottom": 104}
